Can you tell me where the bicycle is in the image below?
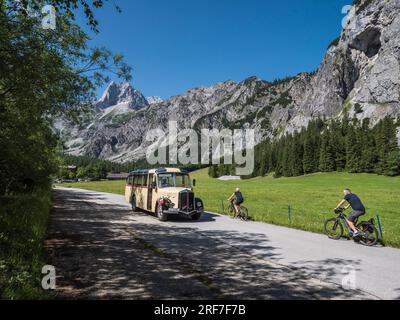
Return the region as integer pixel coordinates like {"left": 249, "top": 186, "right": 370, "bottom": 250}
{"left": 324, "top": 208, "right": 379, "bottom": 246}
{"left": 227, "top": 200, "right": 249, "bottom": 221}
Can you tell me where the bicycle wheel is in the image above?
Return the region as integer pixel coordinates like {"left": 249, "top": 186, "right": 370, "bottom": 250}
{"left": 239, "top": 207, "right": 249, "bottom": 221}
{"left": 324, "top": 218, "right": 343, "bottom": 240}
{"left": 357, "top": 222, "right": 379, "bottom": 246}
{"left": 227, "top": 204, "right": 234, "bottom": 216}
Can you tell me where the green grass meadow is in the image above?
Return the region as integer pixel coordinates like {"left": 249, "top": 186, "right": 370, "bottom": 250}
{"left": 58, "top": 169, "right": 400, "bottom": 247}
{"left": 0, "top": 190, "right": 53, "bottom": 299}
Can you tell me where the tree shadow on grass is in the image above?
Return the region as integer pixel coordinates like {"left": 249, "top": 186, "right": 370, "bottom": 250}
{"left": 45, "top": 188, "right": 374, "bottom": 300}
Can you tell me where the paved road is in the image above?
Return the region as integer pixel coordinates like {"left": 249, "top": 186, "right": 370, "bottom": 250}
{"left": 47, "top": 187, "right": 400, "bottom": 300}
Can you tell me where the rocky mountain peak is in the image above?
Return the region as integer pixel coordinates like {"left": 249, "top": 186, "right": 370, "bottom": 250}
{"left": 146, "top": 96, "right": 163, "bottom": 105}
{"left": 95, "top": 81, "right": 149, "bottom": 111}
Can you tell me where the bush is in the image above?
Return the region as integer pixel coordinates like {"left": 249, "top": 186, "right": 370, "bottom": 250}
{"left": 0, "top": 189, "right": 53, "bottom": 299}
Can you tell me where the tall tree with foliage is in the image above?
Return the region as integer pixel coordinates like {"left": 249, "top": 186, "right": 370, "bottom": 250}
{"left": 375, "top": 117, "right": 398, "bottom": 175}
{"left": 291, "top": 133, "right": 304, "bottom": 176}
{"left": 319, "top": 130, "right": 335, "bottom": 172}
{"left": 303, "top": 131, "right": 316, "bottom": 174}
{"left": 385, "top": 150, "right": 400, "bottom": 177}
{"left": 345, "top": 122, "right": 361, "bottom": 173}
{"left": 359, "top": 118, "right": 377, "bottom": 173}
{"left": 0, "top": 0, "right": 131, "bottom": 195}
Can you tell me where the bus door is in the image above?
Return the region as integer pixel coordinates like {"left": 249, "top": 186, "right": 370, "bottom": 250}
{"left": 147, "top": 173, "right": 154, "bottom": 211}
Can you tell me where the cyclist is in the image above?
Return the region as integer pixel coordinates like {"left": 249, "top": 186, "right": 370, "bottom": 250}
{"left": 228, "top": 188, "right": 244, "bottom": 218}
{"left": 334, "top": 188, "right": 366, "bottom": 237}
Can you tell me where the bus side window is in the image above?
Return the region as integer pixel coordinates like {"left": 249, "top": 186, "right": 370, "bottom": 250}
{"left": 136, "top": 175, "right": 140, "bottom": 187}
{"left": 148, "top": 174, "right": 154, "bottom": 188}
{"left": 139, "top": 175, "right": 144, "bottom": 187}
{"left": 143, "top": 174, "right": 148, "bottom": 187}
{"left": 139, "top": 176, "right": 143, "bottom": 187}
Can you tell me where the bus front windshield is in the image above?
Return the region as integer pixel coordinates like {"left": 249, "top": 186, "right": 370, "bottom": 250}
{"left": 158, "top": 173, "right": 190, "bottom": 188}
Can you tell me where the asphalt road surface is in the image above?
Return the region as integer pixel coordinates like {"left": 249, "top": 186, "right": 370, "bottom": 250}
{"left": 46, "top": 187, "right": 400, "bottom": 300}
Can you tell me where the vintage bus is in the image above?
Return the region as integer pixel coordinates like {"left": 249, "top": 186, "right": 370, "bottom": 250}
{"left": 125, "top": 168, "right": 204, "bottom": 221}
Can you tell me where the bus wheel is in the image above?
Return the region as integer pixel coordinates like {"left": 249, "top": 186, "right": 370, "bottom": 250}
{"left": 191, "top": 212, "right": 201, "bottom": 221}
{"left": 156, "top": 204, "right": 168, "bottom": 222}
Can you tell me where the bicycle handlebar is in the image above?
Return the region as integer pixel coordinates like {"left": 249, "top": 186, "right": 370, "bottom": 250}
{"left": 334, "top": 208, "right": 345, "bottom": 214}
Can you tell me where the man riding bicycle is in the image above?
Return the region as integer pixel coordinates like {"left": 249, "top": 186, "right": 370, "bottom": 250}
{"left": 228, "top": 188, "right": 244, "bottom": 218}
{"left": 335, "top": 188, "right": 366, "bottom": 237}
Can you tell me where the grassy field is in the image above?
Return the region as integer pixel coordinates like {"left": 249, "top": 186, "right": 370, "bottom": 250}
{"left": 0, "top": 189, "right": 53, "bottom": 299}
{"left": 57, "top": 170, "right": 400, "bottom": 247}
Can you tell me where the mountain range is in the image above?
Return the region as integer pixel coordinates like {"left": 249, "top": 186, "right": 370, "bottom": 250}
{"left": 56, "top": 0, "right": 400, "bottom": 163}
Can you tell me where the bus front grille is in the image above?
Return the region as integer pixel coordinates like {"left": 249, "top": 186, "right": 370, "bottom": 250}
{"left": 179, "top": 190, "right": 195, "bottom": 212}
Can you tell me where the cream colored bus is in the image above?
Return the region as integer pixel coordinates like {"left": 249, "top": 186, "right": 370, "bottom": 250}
{"left": 125, "top": 168, "right": 204, "bottom": 221}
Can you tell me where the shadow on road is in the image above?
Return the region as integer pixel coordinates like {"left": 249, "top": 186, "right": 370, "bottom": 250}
{"left": 45, "top": 188, "right": 373, "bottom": 300}
{"left": 290, "top": 258, "right": 362, "bottom": 286}
{"left": 170, "top": 212, "right": 219, "bottom": 223}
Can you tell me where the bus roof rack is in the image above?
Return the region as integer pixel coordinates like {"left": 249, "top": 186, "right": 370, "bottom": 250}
{"left": 129, "top": 169, "right": 149, "bottom": 175}
{"left": 156, "top": 168, "right": 188, "bottom": 174}
{"left": 129, "top": 168, "right": 187, "bottom": 175}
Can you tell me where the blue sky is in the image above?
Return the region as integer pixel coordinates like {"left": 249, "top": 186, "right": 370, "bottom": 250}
{"left": 79, "top": 0, "right": 351, "bottom": 99}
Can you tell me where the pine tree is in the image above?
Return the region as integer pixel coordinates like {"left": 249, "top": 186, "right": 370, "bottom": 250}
{"left": 376, "top": 117, "right": 398, "bottom": 174}
{"left": 385, "top": 150, "right": 400, "bottom": 176}
{"left": 319, "top": 130, "right": 335, "bottom": 172}
{"left": 303, "top": 132, "right": 317, "bottom": 174}
{"left": 258, "top": 144, "right": 270, "bottom": 177}
{"left": 346, "top": 121, "right": 362, "bottom": 173}
{"left": 273, "top": 143, "right": 284, "bottom": 178}
{"left": 208, "top": 165, "right": 218, "bottom": 178}
{"left": 291, "top": 134, "right": 304, "bottom": 176}
{"left": 282, "top": 136, "right": 293, "bottom": 177}
{"left": 329, "top": 119, "right": 346, "bottom": 171}
{"left": 359, "top": 118, "right": 377, "bottom": 173}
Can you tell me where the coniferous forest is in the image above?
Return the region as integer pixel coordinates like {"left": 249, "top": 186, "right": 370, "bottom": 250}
{"left": 209, "top": 116, "right": 400, "bottom": 179}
